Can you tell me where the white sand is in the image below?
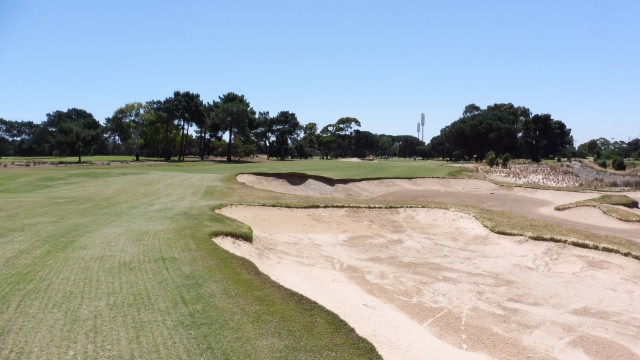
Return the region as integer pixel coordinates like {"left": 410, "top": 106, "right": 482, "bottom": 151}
{"left": 215, "top": 206, "right": 640, "bottom": 359}
{"left": 237, "top": 174, "right": 640, "bottom": 241}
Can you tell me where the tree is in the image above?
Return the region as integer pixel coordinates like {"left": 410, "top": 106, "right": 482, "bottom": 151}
{"left": 104, "top": 102, "right": 143, "bottom": 155}
{"left": 166, "top": 91, "right": 205, "bottom": 161}
{"left": 0, "top": 119, "right": 6, "bottom": 158}
{"left": 441, "top": 104, "right": 521, "bottom": 160}
{"left": 139, "top": 100, "right": 179, "bottom": 160}
{"left": 395, "top": 135, "right": 423, "bottom": 158}
{"left": 462, "top": 103, "right": 482, "bottom": 118}
{"left": 521, "top": 114, "right": 573, "bottom": 161}
{"left": 415, "top": 145, "right": 429, "bottom": 159}
{"left": 253, "top": 111, "right": 274, "bottom": 158}
{"left": 627, "top": 138, "right": 640, "bottom": 158}
{"left": 577, "top": 139, "right": 601, "bottom": 157}
{"left": 318, "top": 124, "right": 338, "bottom": 159}
{"left": 272, "top": 111, "right": 301, "bottom": 160}
{"left": 426, "top": 134, "right": 448, "bottom": 160}
{"left": 211, "top": 92, "right": 256, "bottom": 162}
{"left": 301, "top": 122, "right": 319, "bottom": 157}
{"left": 0, "top": 119, "right": 48, "bottom": 156}
{"left": 334, "top": 117, "right": 361, "bottom": 157}
{"left": 43, "top": 108, "right": 102, "bottom": 163}
{"left": 377, "top": 136, "right": 393, "bottom": 158}
{"left": 352, "top": 130, "right": 379, "bottom": 158}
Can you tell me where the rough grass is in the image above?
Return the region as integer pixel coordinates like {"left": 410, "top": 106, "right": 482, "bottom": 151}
{"left": 597, "top": 204, "right": 640, "bottom": 223}
{"left": 468, "top": 206, "right": 640, "bottom": 261}
{"left": 554, "top": 194, "right": 640, "bottom": 222}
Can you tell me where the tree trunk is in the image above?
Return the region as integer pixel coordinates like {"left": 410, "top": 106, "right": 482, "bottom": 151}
{"left": 198, "top": 130, "right": 205, "bottom": 160}
{"left": 178, "top": 120, "right": 186, "bottom": 162}
{"left": 163, "top": 123, "right": 171, "bottom": 161}
{"left": 279, "top": 138, "right": 285, "bottom": 160}
{"left": 182, "top": 123, "right": 190, "bottom": 161}
{"left": 226, "top": 128, "right": 233, "bottom": 162}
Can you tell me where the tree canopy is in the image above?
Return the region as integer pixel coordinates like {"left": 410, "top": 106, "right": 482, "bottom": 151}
{"left": 43, "top": 108, "right": 102, "bottom": 163}
{"left": 428, "top": 103, "right": 573, "bottom": 162}
{"left": 5, "top": 93, "right": 622, "bottom": 164}
{"left": 211, "top": 92, "right": 256, "bottom": 162}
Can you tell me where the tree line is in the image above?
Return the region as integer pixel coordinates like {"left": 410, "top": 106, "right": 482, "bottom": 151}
{"left": 0, "top": 91, "right": 424, "bottom": 162}
{"left": 424, "top": 103, "right": 575, "bottom": 162}
{"left": 2, "top": 96, "right": 637, "bottom": 164}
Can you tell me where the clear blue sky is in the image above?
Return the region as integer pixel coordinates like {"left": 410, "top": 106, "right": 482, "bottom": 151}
{"left": 1, "top": 0, "right": 639, "bottom": 145}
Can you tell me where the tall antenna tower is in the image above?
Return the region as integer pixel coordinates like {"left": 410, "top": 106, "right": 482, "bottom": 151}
{"left": 420, "top": 113, "right": 425, "bottom": 142}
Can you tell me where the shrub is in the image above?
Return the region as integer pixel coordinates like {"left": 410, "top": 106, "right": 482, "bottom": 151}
{"left": 597, "top": 159, "right": 607, "bottom": 169}
{"left": 499, "top": 153, "right": 511, "bottom": 168}
{"left": 612, "top": 157, "right": 626, "bottom": 171}
{"left": 485, "top": 151, "right": 497, "bottom": 167}
{"left": 556, "top": 156, "right": 562, "bottom": 163}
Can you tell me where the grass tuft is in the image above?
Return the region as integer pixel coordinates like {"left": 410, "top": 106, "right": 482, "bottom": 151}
{"left": 555, "top": 194, "right": 640, "bottom": 222}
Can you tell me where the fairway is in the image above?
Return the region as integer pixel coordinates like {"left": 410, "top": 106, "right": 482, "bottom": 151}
{"left": 0, "top": 159, "right": 458, "bottom": 359}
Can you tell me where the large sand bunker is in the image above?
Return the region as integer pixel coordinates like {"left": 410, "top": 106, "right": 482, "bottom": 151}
{"left": 217, "top": 174, "right": 640, "bottom": 359}
{"left": 216, "top": 206, "right": 640, "bottom": 360}
{"left": 237, "top": 174, "right": 640, "bottom": 241}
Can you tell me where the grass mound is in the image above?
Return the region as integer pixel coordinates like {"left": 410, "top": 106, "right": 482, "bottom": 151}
{"left": 555, "top": 194, "right": 640, "bottom": 222}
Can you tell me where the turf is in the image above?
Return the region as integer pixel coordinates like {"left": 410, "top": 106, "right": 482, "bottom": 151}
{"left": 3, "top": 160, "right": 434, "bottom": 359}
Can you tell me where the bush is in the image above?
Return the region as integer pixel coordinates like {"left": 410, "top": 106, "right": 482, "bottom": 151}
{"left": 415, "top": 145, "right": 429, "bottom": 159}
{"left": 499, "top": 153, "right": 511, "bottom": 168}
{"left": 597, "top": 159, "right": 607, "bottom": 169}
{"left": 485, "top": 151, "right": 497, "bottom": 167}
{"left": 612, "top": 157, "right": 626, "bottom": 171}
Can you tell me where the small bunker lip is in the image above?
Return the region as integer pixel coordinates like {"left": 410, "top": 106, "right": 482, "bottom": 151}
{"left": 237, "top": 172, "right": 438, "bottom": 187}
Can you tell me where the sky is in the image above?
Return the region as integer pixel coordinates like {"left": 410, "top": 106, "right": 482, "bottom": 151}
{"left": 1, "top": 0, "right": 639, "bottom": 146}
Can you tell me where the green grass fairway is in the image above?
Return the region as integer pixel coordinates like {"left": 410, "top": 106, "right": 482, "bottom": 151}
{"left": 0, "top": 159, "right": 461, "bottom": 359}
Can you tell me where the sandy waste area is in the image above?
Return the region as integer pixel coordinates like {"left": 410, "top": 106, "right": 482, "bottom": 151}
{"left": 214, "top": 175, "right": 640, "bottom": 360}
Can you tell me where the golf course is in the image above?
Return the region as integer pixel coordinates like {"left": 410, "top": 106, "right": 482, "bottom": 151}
{"left": 0, "top": 158, "right": 460, "bottom": 359}
{"left": 1, "top": 158, "right": 639, "bottom": 359}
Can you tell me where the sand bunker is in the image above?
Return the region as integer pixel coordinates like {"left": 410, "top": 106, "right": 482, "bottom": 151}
{"left": 237, "top": 174, "right": 640, "bottom": 241}
{"left": 220, "top": 174, "right": 640, "bottom": 358}
{"left": 215, "top": 206, "right": 640, "bottom": 360}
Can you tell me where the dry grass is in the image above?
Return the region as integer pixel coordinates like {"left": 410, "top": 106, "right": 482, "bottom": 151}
{"left": 467, "top": 205, "right": 640, "bottom": 261}
{"left": 598, "top": 204, "right": 640, "bottom": 223}
{"left": 555, "top": 194, "right": 639, "bottom": 222}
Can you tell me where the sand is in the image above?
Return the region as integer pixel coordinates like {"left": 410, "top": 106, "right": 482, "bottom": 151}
{"left": 237, "top": 174, "right": 640, "bottom": 241}
{"left": 214, "top": 175, "right": 640, "bottom": 359}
